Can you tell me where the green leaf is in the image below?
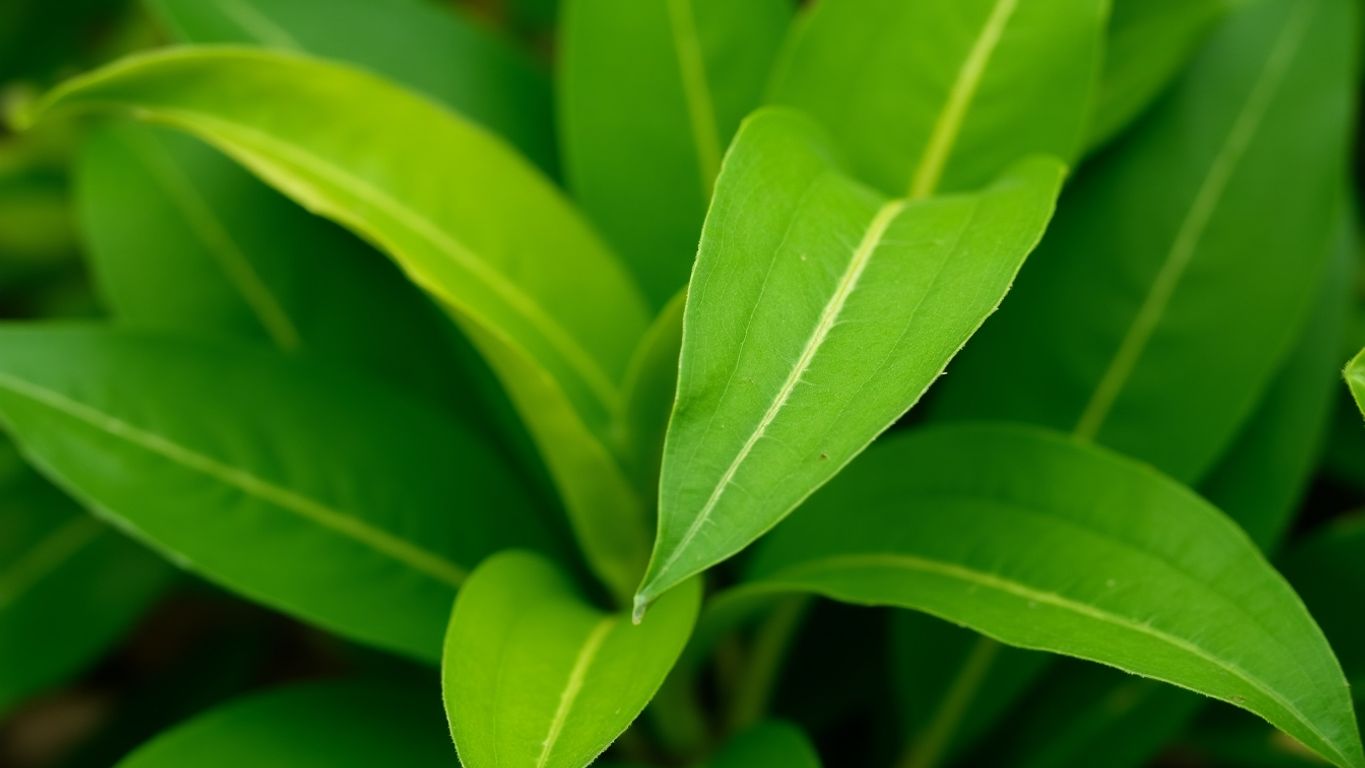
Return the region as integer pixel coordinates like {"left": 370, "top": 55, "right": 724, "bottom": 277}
{"left": 703, "top": 722, "right": 822, "bottom": 768}
{"left": 932, "top": 0, "right": 1356, "bottom": 484}
{"left": 1347, "top": 348, "right": 1365, "bottom": 419}
{"left": 1283, "top": 516, "right": 1365, "bottom": 688}
{"left": 559, "top": 0, "right": 792, "bottom": 305}
{"left": 617, "top": 291, "right": 685, "bottom": 494}
{"left": 118, "top": 679, "right": 454, "bottom": 767}
{"left": 636, "top": 107, "right": 1064, "bottom": 610}
{"left": 741, "top": 424, "right": 1365, "bottom": 768}
{"left": 767, "top": 0, "right": 1104, "bottom": 198}
{"left": 0, "top": 326, "right": 548, "bottom": 661}
{"left": 146, "top": 0, "right": 556, "bottom": 171}
{"left": 1088, "top": 0, "right": 1228, "bottom": 149}
{"left": 443, "top": 551, "right": 700, "bottom": 768}
{"left": 0, "top": 460, "right": 171, "bottom": 715}
{"left": 25, "top": 46, "right": 653, "bottom": 602}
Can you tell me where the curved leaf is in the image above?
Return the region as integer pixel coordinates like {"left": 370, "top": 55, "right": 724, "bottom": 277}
{"left": 767, "top": 0, "right": 1104, "bottom": 197}
{"left": 636, "top": 108, "right": 1064, "bottom": 610}
{"left": 147, "top": 0, "right": 556, "bottom": 171}
{"left": 24, "top": 47, "right": 653, "bottom": 601}
{"left": 443, "top": 551, "right": 700, "bottom": 768}
{"left": 0, "top": 460, "right": 171, "bottom": 715}
{"left": 742, "top": 424, "right": 1365, "bottom": 768}
{"left": 0, "top": 326, "right": 548, "bottom": 661}
{"left": 559, "top": 0, "right": 792, "bottom": 304}
{"left": 118, "top": 679, "right": 454, "bottom": 767}
{"left": 703, "top": 722, "right": 822, "bottom": 768}
{"left": 933, "top": 0, "right": 1356, "bottom": 484}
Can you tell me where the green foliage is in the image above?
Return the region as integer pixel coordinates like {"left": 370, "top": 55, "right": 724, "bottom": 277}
{"left": 1, "top": 0, "right": 1363, "bottom": 766}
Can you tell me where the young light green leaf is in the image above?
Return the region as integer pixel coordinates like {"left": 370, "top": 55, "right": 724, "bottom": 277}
{"left": 1346, "top": 348, "right": 1365, "bottom": 419}
{"left": 636, "top": 108, "right": 1064, "bottom": 611}
{"left": 118, "top": 679, "right": 455, "bottom": 767}
{"left": 146, "top": 0, "right": 556, "bottom": 171}
{"left": 703, "top": 722, "right": 822, "bottom": 768}
{"left": 443, "top": 551, "right": 700, "bottom": 768}
{"left": 0, "top": 461, "right": 171, "bottom": 716}
{"left": 933, "top": 0, "right": 1356, "bottom": 484}
{"left": 0, "top": 326, "right": 549, "bottom": 662}
{"left": 559, "top": 0, "right": 792, "bottom": 305}
{"left": 767, "top": 0, "right": 1104, "bottom": 198}
{"left": 24, "top": 47, "right": 653, "bottom": 602}
{"left": 1088, "top": 0, "right": 1229, "bottom": 149}
{"left": 742, "top": 424, "right": 1365, "bottom": 768}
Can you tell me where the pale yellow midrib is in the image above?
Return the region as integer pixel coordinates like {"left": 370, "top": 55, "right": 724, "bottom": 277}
{"left": 652, "top": 200, "right": 907, "bottom": 591}
{"left": 146, "top": 108, "right": 625, "bottom": 414}
{"left": 535, "top": 617, "right": 617, "bottom": 767}
{"left": 215, "top": 0, "right": 302, "bottom": 50}
{"left": 0, "top": 515, "right": 102, "bottom": 610}
{"left": 771, "top": 552, "right": 1349, "bottom": 767}
{"left": 0, "top": 371, "right": 467, "bottom": 587}
{"left": 118, "top": 128, "right": 302, "bottom": 351}
{"left": 908, "top": 0, "right": 1019, "bottom": 199}
{"left": 1072, "top": 0, "right": 1315, "bottom": 441}
{"left": 665, "top": 0, "right": 723, "bottom": 198}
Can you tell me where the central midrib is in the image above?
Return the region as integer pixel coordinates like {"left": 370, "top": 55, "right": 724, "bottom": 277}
{"left": 0, "top": 515, "right": 102, "bottom": 610}
{"left": 768, "top": 552, "right": 1348, "bottom": 767}
{"left": 535, "top": 616, "right": 617, "bottom": 767}
{"left": 0, "top": 370, "right": 467, "bottom": 587}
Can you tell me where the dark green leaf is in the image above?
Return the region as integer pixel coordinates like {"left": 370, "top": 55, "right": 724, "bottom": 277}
{"left": 703, "top": 721, "right": 821, "bottom": 767}
{"left": 560, "top": 0, "right": 792, "bottom": 304}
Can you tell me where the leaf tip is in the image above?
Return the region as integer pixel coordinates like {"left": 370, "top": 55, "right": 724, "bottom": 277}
{"left": 631, "top": 593, "right": 649, "bottom": 625}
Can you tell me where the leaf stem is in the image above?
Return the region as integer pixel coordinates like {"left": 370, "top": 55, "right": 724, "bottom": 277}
{"left": 897, "top": 634, "right": 1001, "bottom": 768}
{"left": 724, "top": 595, "right": 811, "bottom": 733}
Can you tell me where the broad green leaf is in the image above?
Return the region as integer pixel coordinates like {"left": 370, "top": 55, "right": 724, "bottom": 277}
{"left": 933, "top": 0, "right": 1356, "bottom": 484}
{"left": 767, "top": 0, "right": 1104, "bottom": 198}
{"left": 118, "top": 679, "right": 454, "bottom": 767}
{"left": 636, "top": 107, "right": 1064, "bottom": 610}
{"left": 0, "top": 326, "right": 548, "bottom": 661}
{"left": 0, "top": 459, "right": 170, "bottom": 715}
{"left": 703, "top": 722, "right": 822, "bottom": 768}
{"left": 76, "top": 122, "right": 484, "bottom": 410}
{"left": 25, "top": 47, "right": 653, "bottom": 602}
{"left": 741, "top": 424, "right": 1365, "bottom": 768}
{"left": 1088, "top": 0, "right": 1229, "bottom": 149}
{"left": 443, "top": 551, "right": 700, "bottom": 768}
{"left": 1347, "top": 348, "right": 1365, "bottom": 419}
{"left": 977, "top": 219, "right": 1360, "bottom": 768}
{"left": 559, "top": 0, "right": 792, "bottom": 305}
{"left": 147, "top": 0, "right": 556, "bottom": 171}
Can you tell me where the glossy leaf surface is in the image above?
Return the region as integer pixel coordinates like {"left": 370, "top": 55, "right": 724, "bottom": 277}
{"left": 638, "top": 108, "right": 1063, "bottom": 608}
{"left": 560, "top": 0, "right": 792, "bottom": 304}
{"left": 933, "top": 0, "right": 1355, "bottom": 484}
{"left": 26, "top": 47, "right": 653, "bottom": 601}
{"left": 147, "top": 0, "right": 556, "bottom": 170}
{"left": 1348, "top": 347, "right": 1365, "bottom": 419}
{"left": 768, "top": 0, "right": 1104, "bottom": 197}
{"left": 443, "top": 551, "right": 700, "bottom": 768}
{"left": 744, "top": 424, "right": 1365, "bottom": 768}
{"left": 119, "top": 679, "right": 454, "bottom": 767}
{"left": 0, "top": 327, "right": 546, "bottom": 661}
